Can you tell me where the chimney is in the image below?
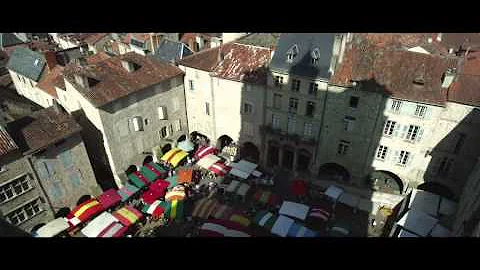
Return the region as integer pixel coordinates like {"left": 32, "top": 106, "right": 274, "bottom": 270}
{"left": 44, "top": 51, "right": 57, "bottom": 71}
{"left": 74, "top": 73, "right": 90, "bottom": 89}
{"left": 441, "top": 68, "right": 456, "bottom": 88}
{"left": 121, "top": 59, "right": 135, "bottom": 72}
{"left": 436, "top": 33, "right": 443, "bottom": 42}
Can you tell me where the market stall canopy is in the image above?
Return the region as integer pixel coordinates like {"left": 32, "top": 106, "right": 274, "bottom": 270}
{"left": 208, "top": 162, "right": 231, "bottom": 177}
{"left": 229, "top": 213, "right": 251, "bottom": 227}
{"left": 226, "top": 180, "right": 241, "bottom": 193}
{"left": 177, "top": 139, "right": 195, "bottom": 152}
{"left": 161, "top": 148, "right": 188, "bottom": 167}
{"left": 232, "top": 159, "right": 258, "bottom": 175}
{"left": 408, "top": 189, "right": 441, "bottom": 217}
{"left": 67, "top": 198, "right": 104, "bottom": 228}
{"left": 81, "top": 212, "right": 119, "bottom": 237}
{"left": 128, "top": 171, "right": 149, "bottom": 189}
{"left": 169, "top": 200, "right": 184, "bottom": 221}
{"left": 290, "top": 180, "right": 308, "bottom": 197}
{"left": 35, "top": 218, "right": 69, "bottom": 237}
{"left": 254, "top": 211, "right": 278, "bottom": 230}
{"left": 200, "top": 219, "right": 251, "bottom": 237}
{"left": 165, "top": 189, "right": 186, "bottom": 201}
{"left": 113, "top": 205, "right": 143, "bottom": 227}
{"left": 212, "top": 204, "right": 234, "bottom": 220}
{"left": 429, "top": 223, "right": 452, "bottom": 237}
{"left": 197, "top": 154, "right": 221, "bottom": 170}
{"left": 236, "top": 183, "right": 250, "bottom": 197}
{"left": 229, "top": 168, "right": 250, "bottom": 179}
{"left": 308, "top": 207, "right": 331, "bottom": 222}
{"left": 279, "top": 201, "right": 310, "bottom": 221}
{"left": 338, "top": 192, "right": 360, "bottom": 208}
{"left": 140, "top": 162, "right": 166, "bottom": 182}
{"left": 97, "top": 188, "right": 122, "bottom": 209}
{"left": 141, "top": 187, "right": 165, "bottom": 205}
{"left": 287, "top": 222, "right": 318, "bottom": 237}
{"left": 192, "top": 198, "right": 218, "bottom": 219}
{"left": 324, "top": 185, "right": 344, "bottom": 201}
{"left": 195, "top": 145, "right": 217, "bottom": 160}
{"left": 251, "top": 170, "right": 262, "bottom": 177}
{"left": 271, "top": 215, "right": 295, "bottom": 237}
{"left": 398, "top": 229, "right": 420, "bottom": 237}
{"left": 117, "top": 183, "right": 140, "bottom": 202}
{"left": 439, "top": 197, "right": 457, "bottom": 216}
{"left": 397, "top": 209, "right": 438, "bottom": 237}
{"left": 165, "top": 175, "right": 178, "bottom": 189}
{"left": 253, "top": 189, "right": 279, "bottom": 207}
{"left": 149, "top": 179, "right": 170, "bottom": 194}
{"left": 143, "top": 200, "right": 171, "bottom": 218}
{"left": 98, "top": 222, "right": 128, "bottom": 238}
{"left": 177, "top": 168, "right": 193, "bottom": 184}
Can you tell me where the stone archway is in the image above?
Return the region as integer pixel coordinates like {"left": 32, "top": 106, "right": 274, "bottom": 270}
{"left": 267, "top": 140, "right": 280, "bottom": 167}
{"left": 143, "top": 155, "right": 153, "bottom": 165}
{"left": 370, "top": 170, "right": 404, "bottom": 195}
{"left": 190, "top": 131, "right": 210, "bottom": 146}
{"left": 240, "top": 142, "right": 260, "bottom": 163}
{"left": 125, "top": 165, "right": 138, "bottom": 176}
{"left": 177, "top": 135, "right": 187, "bottom": 143}
{"left": 318, "top": 163, "right": 351, "bottom": 182}
{"left": 296, "top": 148, "right": 312, "bottom": 173}
{"left": 217, "top": 135, "right": 234, "bottom": 150}
{"left": 161, "top": 143, "right": 172, "bottom": 155}
{"left": 282, "top": 145, "right": 295, "bottom": 170}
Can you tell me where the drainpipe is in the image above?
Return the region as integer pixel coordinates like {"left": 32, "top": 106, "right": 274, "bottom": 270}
{"left": 25, "top": 155, "right": 56, "bottom": 216}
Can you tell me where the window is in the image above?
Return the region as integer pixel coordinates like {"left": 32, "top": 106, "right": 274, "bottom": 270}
{"left": 414, "top": 104, "right": 427, "bottom": 117}
{"left": 274, "top": 76, "right": 283, "bottom": 88}
{"left": 144, "top": 118, "right": 149, "bottom": 126}
{"left": 311, "top": 48, "right": 320, "bottom": 65}
{"left": 272, "top": 114, "right": 280, "bottom": 129}
{"left": 391, "top": 100, "right": 402, "bottom": 113}
{"left": 168, "top": 124, "right": 173, "bottom": 136}
{"left": 306, "top": 101, "right": 315, "bottom": 117}
{"left": 205, "top": 102, "right": 210, "bottom": 116}
{"left": 132, "top": 116, "right": 143, "bottom": 131}
{"left": 349, "top": 96, "right": 359, "bottom": 108}
{"left": 0, "top": 175, "right": 32, "bottom": 204}
{"left": 291, "top": 79, "right": 300, "bottom": 92}
{"left": 287, "top": 116, "right": 296, "bottom": 134}
{"left": 454, "top": 133, "right": 466, "bottom": 154}
{"left": 337, "top": 140, "right": 350, "bottom": 155}
{"left": 172, "top": 98, "right": 180, "bottom": 112}
{"left": 243, "top": 103, "right": 253, "bottom": 115}
{"left": 160, "top": 127, "right": 167, "bottom": 139}
{"left": 308, "top": 82, "right": 318, "bottom": 96}
{"left": 174, "top": 119, "right": 181, "bottom": 132}
{"left": 304, "top": 122, "right": 313, "bottom": 137}
{"left": 158, "top": 106, "right": 167, "bottom": 120}
{"left": 397, "top": 150, "right": 410, "bottom": 165}
{"left": 6, "top": 199, "right": 42, "bottom": 226}
{"left": 273, "top": 94, "right": 282, "bottom": 109}
{"left": 289, "top": 98, "right": 298, "bottom": 114}
{"left": 344, "top": 116, "right": 356, "bottom": 131}
{"left": 383, "top": 120, "right": 396, "bottom": 136}
{"left": 376, "top": 145, "right": 388, "bottom": 160}
{"left": 189, "top": 80, "right": 194, "bottom": 90}
{"left": 286, "top": 45, "right": 299, "bottom": 63}
{"left": 438, "top": 157, "right": 454, "bottom": 175}
{"left": 405, "top": 125, "right": 420, "bottom": 141}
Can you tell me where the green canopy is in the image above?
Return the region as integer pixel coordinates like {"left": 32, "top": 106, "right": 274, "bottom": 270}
{"left": 128, "top": 173, "right": 147, "bottom": 189}
{"left": 165, "top": 175, "right": 178, "bottom": 189}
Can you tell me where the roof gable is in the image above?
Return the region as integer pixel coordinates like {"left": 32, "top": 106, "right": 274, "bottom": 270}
{"left": 6, "top": 47, "right": 46, "bottom": 81}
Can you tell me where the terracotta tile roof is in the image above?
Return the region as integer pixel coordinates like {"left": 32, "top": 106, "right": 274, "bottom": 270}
{"left": 178, "top": 43, "right": 272, "bottom": 85}
{"left": 124, "top": 33, "right": 150, "bottom": 44}
{"left": 447, "top": 52, "right": 480, "bottom": 106}
{"left": 440, "top": 33, "right": 480, "bottom": 51}
{"left": 63, "top": 52, "right": 184, "bottom": 108}
{"left": 84, "top": 33, "right": 109, "bottom": 45}
{"left": 36, "top": 66, "right": 64, "bottom": 97}
{"left": 58, "top": 33, "right": 95, "bottom": 44}
{"left": 7, "top": 106, "right": 82, "bottom": 154}
{"left": 0, "top": 125, "right": 18, "bottom": 157}
{"left": 331, "top": 38, "right": 454, "bottom": 105}
{"left": 86, "top": 52, "right": 111, "bottom": 64}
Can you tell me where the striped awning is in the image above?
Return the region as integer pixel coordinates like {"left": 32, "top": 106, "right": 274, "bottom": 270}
{"left": 35, "top": 218, "right": 69, "bottom": 237}
{"left": 195, "top": 145, "right": 217, "bottom": 160}
{"left": 98, "top": 222, "right": 128, "bottom": 238}
{"left": 117, "top": 183, "right": 140, "bottom": 202}
{"left": 199, "top": 219, "right": 251, "bottom": 237}
{"left": 141, "top": 187, "right": 165, "bottom": 205}
{"left": 113, "top": 205, "right": 143, "bottom": 227}
{"left": 143, "top": 200, "right": 171, "bottom": 218}
{"left": 67, "top": 198, "right": 104, "bottom": 228}
{"left": 81, "top": 212, "right": 119, "bottom": 237}
{"left": 161, "top": 148, "right": 188, "bottom": 167}
{"left": 229, "top": 214, "right": 251, "bottom": 227}
{"left": 140, "top": 162, "right": 166, "bottom": 182}
{"left": 192, "top": 198, "right": 218, "bottom": 219}
{"left": 208, "top": 161, "right": 231, "bottom": 176}
{"left": 196, "top": 154, "right": 221, "bottom": 170}
{"left": 165, "top": 190, "right": 186, "bottom": 202}
{"left": 128, "top": 171, "right": 149, "bottom": 189}
{"left": 97, "top": 188, "right": 122, "bottom": 209}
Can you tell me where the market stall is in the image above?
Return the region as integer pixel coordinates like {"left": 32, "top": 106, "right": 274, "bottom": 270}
{"left": 271, "top": 215, "right": 295, "bottom": 237}
{"left": 236, "top": 183, "right": 251, "bottom": 202}
{"left": 140, "top": 162, "right": 167, "bottom": 183}
{"left": 149, "top": 179, "right": 170, "bottom": 194}
{"left": 226, "top": 180, "right": 241, "bottom": 194}
{"left": 229, "top": 213, "right": 251, "bottom": 227}
{"left": 324, "top": 185, "right": 344, "bottom": 202}
{"left": 165, "top": 175, "right": 178, "bottom": 189}
{"left": 398, "top": 229, "right": 420, "bottom": 237}
{"left": 290, "top": 180, "right": 308, "bottom": 197}
{"left": 117, "top": 183, "right": 141, "bottom": 202}
{"left": 196, "top": 154, "right": 221, "bottom": 170}
{"left": 212, "top": 204, "right": 234, "bottom": 220}
{"left": 177, "top": 139, "right": 195, "bottom": 152}
{"left": 35, "top": 218, "right": 69, "bottom": 237}
{"left": 127, "top": 171, "right": 149, "bottom": 189}
{"left": 199, "top": 219, "right": 251, "bottom": 237}
{"left": 208, "top": 161, "right": 231, "bottom": 177}
{"left": 113, "top": 205, "right": 143, "bottom": 227}
{"left": 253, "top": 211, "right": 278, "bottom": 231}
{"left": 169, "top": 199, "right": 184, "bottom": 222}
{"left": 396, "top": 209, "right": 438, "bottom": 237}
{"left": 165, "top": 186, "right": 187, "bottom": 202}
{"left": 192, "top": 198, "right": 219, "bottom": 219}
{"left": 253, "top": 189, "right": 279, "bottom": 207}
{"left": 98, "top": 222, "right": 128, "bottom": 237}
{"left": 141, "top": 187, "right": 165, "bottom": 205}
{"left": 97, "top": 188, "right": 122, "bottom": 210}
{"left": 142, "top": 200, "right": 171, "bottom": 219}
{"left": 177, "top": 167, "right": 194, "bottom": 184}
{"left": 338, "top": 192, "right": 360, "bottom": 209}
{"left": 161, "top": 148, "right": 189, "bottom": 168}
{"left": 287, "top": 222, "right": 318, "bottom": 237}
{"left": 195, "top": 145, "right": 218, "bottom": 160}
{"left": 279, "top": 201, "right": 310, "bottom": 221}
{"left": 67, "top": 198, "right": 105, "bottom": 228}
{"left": 81, "top": 212, "right": 119, "bottom": 237}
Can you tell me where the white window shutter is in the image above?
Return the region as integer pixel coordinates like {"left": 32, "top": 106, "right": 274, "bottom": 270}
{"left": 399, "top": 125, "right": 408, "bottom": 138}
{"left": 393, "top": 123, "right": 400, "bottom": 137}
{"left": 158, "top": 106, "right": 167, "bottom": 120}
{"left": 391, "top": 150, "right": 400, "bottom": 164}
{"left": 132, "top": 116, "right": 143, "bottom": 131}
{"left": 416, "top": 128, "right": 424, "bottom": 142}
{"left": 407, "top": 153, "right": 414, "bottom": 167}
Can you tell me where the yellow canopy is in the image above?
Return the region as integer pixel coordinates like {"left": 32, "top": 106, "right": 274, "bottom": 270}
{"left": 161, "top": 148, "right": 188, "bottom": 167}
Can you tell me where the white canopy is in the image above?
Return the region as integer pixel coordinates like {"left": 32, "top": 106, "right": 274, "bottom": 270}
{"left": 35, "top": 218, "right": 69, "bottom": 237}
{"left": 201, "top": 222, "right": 250, "bottom": 237}
{"left": 438, "top": 197, "right": 457, "bottom": 216}
{"left": 232, "top": 160, "right": 258, "bottom": 174}
{"left": 196, "top": 154, "right": 221, "bottom": 170}
{"left": 251, "top": 170, "right": 263, "bottom": 177}
{"left": 408, "top": 189, "right": 440, "bottom": 217}
{"left": 397, "top": 209, "right": 438, "bottom": 237}
{"left": 429, "top": 223, "right": 451, "bottom": 237}
{"left": 325, "top": 185, "right": 344, "bottom": 201}
{"left": 271, "top": 215, "right": 295, "bottom": 237}
{"left": 279, "top": 201, "right": 310, "bottom": 221}
{"left": 177, "top": 139, "right": 195, "bottom": 152}
{"left": 398, "top": 229, "right": 420, "bottom": 238}
{"left": 81, "top": 212, "right": 119, "bottom": 238}
{"left": 229, "top": 168, "right": 250, "bottom": 179}
{"left": 339, "top": 193, "right": 360, "bottom": 208}
{"left": 236, "top": 183, "right": 251, "bottom": 197}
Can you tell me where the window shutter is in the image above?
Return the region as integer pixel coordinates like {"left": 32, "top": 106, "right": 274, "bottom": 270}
{"left": 391, "top": 150, "right": 400, "bottom": 164}
{"left": 416, "top": 128, "right": 424, "bottom": 142}
{"left": 132, "top": 116, "right": 143, "bottom": 131}
{"left": 385, "top": 147, "right": 390, "bottom": 160}
{"left": 393, "top": 124, "right": 400, "bottom": 137}
{"left": 407, "top": 153, "right": 414, "bottom": 167}
{"left": 400, "top": 125, "right": 408, "bottom": 139}
{"left": 158, "top": 106, "right": 167, "bottom": 120}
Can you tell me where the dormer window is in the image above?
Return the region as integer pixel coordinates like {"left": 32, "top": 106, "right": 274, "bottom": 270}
{"left": 413, "top": 75, "right": 425, "bottom": 86}
{"left": 286, "top": 44, "right": 299, "bottom": 63}
{"left": 311, "top": 48, "right": 320, "bottom": 65}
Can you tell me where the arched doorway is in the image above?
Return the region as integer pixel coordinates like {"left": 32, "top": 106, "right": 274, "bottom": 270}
{"left": 125, "top": 165, "right": 138, "bottom": 176}
{"left": 369, "top": 170, "right": 404, "bottom": 195}
{"left": 55, "top": 207, "right": 71, "bottom": 218}
{"left": 143, "top": 155, "right": 153, "bottom": 165}
{"left": 76, "top": 194, "right": 92, "bottom": 206}
{"left": 161, "top": 143, "right": 172, "bottom": 155}
{"left": 217, "top": 135, "right": 233, "bottom": 150}
{"left": 240, "top": 142, "right": 260, "bottom": 163}
{"left": 177, "top": 135, "right": 187, "bottom": 143}
{"left": 282, "top": 145, "right": 294, "bottom": 170}
{"left": 318, "top": 163, "right": 351, "bottom": 182}
{"left": 267, "top": 140, "right": 280, "bottom": 167}
{"left": 190, "top": 131, "right": 210, "bottom": 146}
{"left": 296, "top": 148, "right": 311, "bottom": 173}
{"left": 417, "top": 182, "right": 455, "bottom": 200}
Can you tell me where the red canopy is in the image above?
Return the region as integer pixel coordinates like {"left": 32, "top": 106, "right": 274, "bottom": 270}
{"left": 291, "top": 180, "right": 308, "bottom": 197}
{"left": 149, "top": 179, "right": 169, "bottom": 195}
{"left": 141, "top": 188, "right": 164, "bottom": 205}
{"left": 97, "top": 188, "right": 122, "bottom": 209}
{"left": 195, "top": 145, "right": 217, "bottom": 160}
{"left": 67, "top": 198, "right": 104, "bottom": 228}
{"left": 208, "top": 161, "right": 232, "bottom": 176}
